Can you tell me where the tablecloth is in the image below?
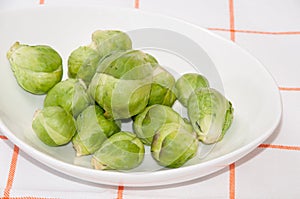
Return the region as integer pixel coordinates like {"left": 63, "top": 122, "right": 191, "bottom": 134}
{"left": 0, "top": 0, "right": 299, "bottom": 198}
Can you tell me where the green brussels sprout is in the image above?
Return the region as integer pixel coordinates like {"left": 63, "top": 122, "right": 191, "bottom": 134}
{"left": 67, "top": 30, "right": 132, "bottom": 86}
{"left": 90, "top": 30, "right": 132, "bottom": 57}
{"left": 187, "top": 87, "right": 234, "bottom": 144}
{"left": 44, "top": 78, "right": 92, "bottom": 118}
{"left": 72, "top": 105, "right": 121, "bottom": 156}
{"left": 95, "top": 49, "right": 158, "bottom": 79}
{"left": 88, "top": 50, "right": 158, "bottom": 119}
{"left": 91, "top": 131, "right": 145, "bottom": 170}
{"left": 151, "top": 123, "right": 198, "bottom": 168}
{"left": 133, "top": 104, "right": 192, "bottom": 145}
{"left": 175, "top": 73, "right": 209, "bottom": 107}
{"left": 67, "top": 46, "right": 101, "bottom": 85}
{"left": 148, "top": 66, "right": 177, "bottom": 106}
{"left": 32, "top": 106, "right": 76, "bottom": 146}
{"left": 6, "top": 42, "right": 63, "bottom": 94}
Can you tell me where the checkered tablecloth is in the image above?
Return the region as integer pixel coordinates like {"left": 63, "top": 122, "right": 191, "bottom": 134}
{"left": 0, "top": 0, "right": 299, "bottom": 198}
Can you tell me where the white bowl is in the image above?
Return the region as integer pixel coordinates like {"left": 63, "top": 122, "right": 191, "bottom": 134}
{"left": 0, "top": 5, "right": 282, "bottom": 186}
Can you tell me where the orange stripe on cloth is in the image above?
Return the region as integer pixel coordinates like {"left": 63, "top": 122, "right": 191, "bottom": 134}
{"left": 279, "top": 87, "right": 300, "bottom": 91}
{"left": 0, "top": 135, "right": 8, "bottom": 140}
{"left": 228, "top": 0, "right": 235, "bottom": 41}
{"left": 116, "top": 186, "right": 124, "bottom": 199}
{"left": 134, "top": 0, "right": 139, "bottom": 9}
{"left": 259, "top": 144, "right": 300, "bottom": 151}
{"left": 229, "top": 163, "right": 235, "bottom": 199}
{"left": 208, "top": 27, "right": 300, "bottom": 35}
{"left": 3, "top": 146, "right": 19, "bottom": 198}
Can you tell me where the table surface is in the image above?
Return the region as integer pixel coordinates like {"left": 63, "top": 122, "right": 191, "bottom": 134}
{"left": 0, "top": 0, "right": 299, "bottom": 198}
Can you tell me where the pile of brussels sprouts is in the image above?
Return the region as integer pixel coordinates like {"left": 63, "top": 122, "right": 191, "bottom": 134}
{"left": 7, "top": 30, "right": 234, "bottom": 171}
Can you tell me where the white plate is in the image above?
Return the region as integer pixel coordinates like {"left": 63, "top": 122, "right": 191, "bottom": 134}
{"left": 0, "top": 5, "right": 282, "bottom": 186}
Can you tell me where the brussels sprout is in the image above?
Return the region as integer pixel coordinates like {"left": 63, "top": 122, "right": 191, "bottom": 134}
{"left": 151, "top": 123, "right": 198, "bottom": 168}
{"left": 90, "top": 30, "right": 132, "bottom": 57}
{"left": 67, "top": 46, "right": 101, "bottom": 85}
{"left": 133, "top": 104, "right": 192, "bottom": 145}
{"left": 91, "top": 131, "right": 145, "bottom": 170}
{"left": 175, "top": 73, "right": 209, "bottom": 107}
{"left": 67, "top": 30, "right": 132, "bottom": 85}
{"left": 88, "top": 50, "right": 158, "bottom": 119}
{"left": 44, "top": 78, "right": 92, "bottom": 118}
{"left": 95, "top": 49, "right": 158, "bottom": 79}
{"left": 7, "top": 42, "right": 63, "bottom": 94}
{"left": 72, "top": 105, "right": 121, "bottom": 156}
{"left": 187, "top": 87, "right": 234, "bottom": 144}
{"left": 32, "top": 106, "right": 76, "bottom": 146}
{"left": 148, "top": 66, "right": 177, "bottom": 106}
